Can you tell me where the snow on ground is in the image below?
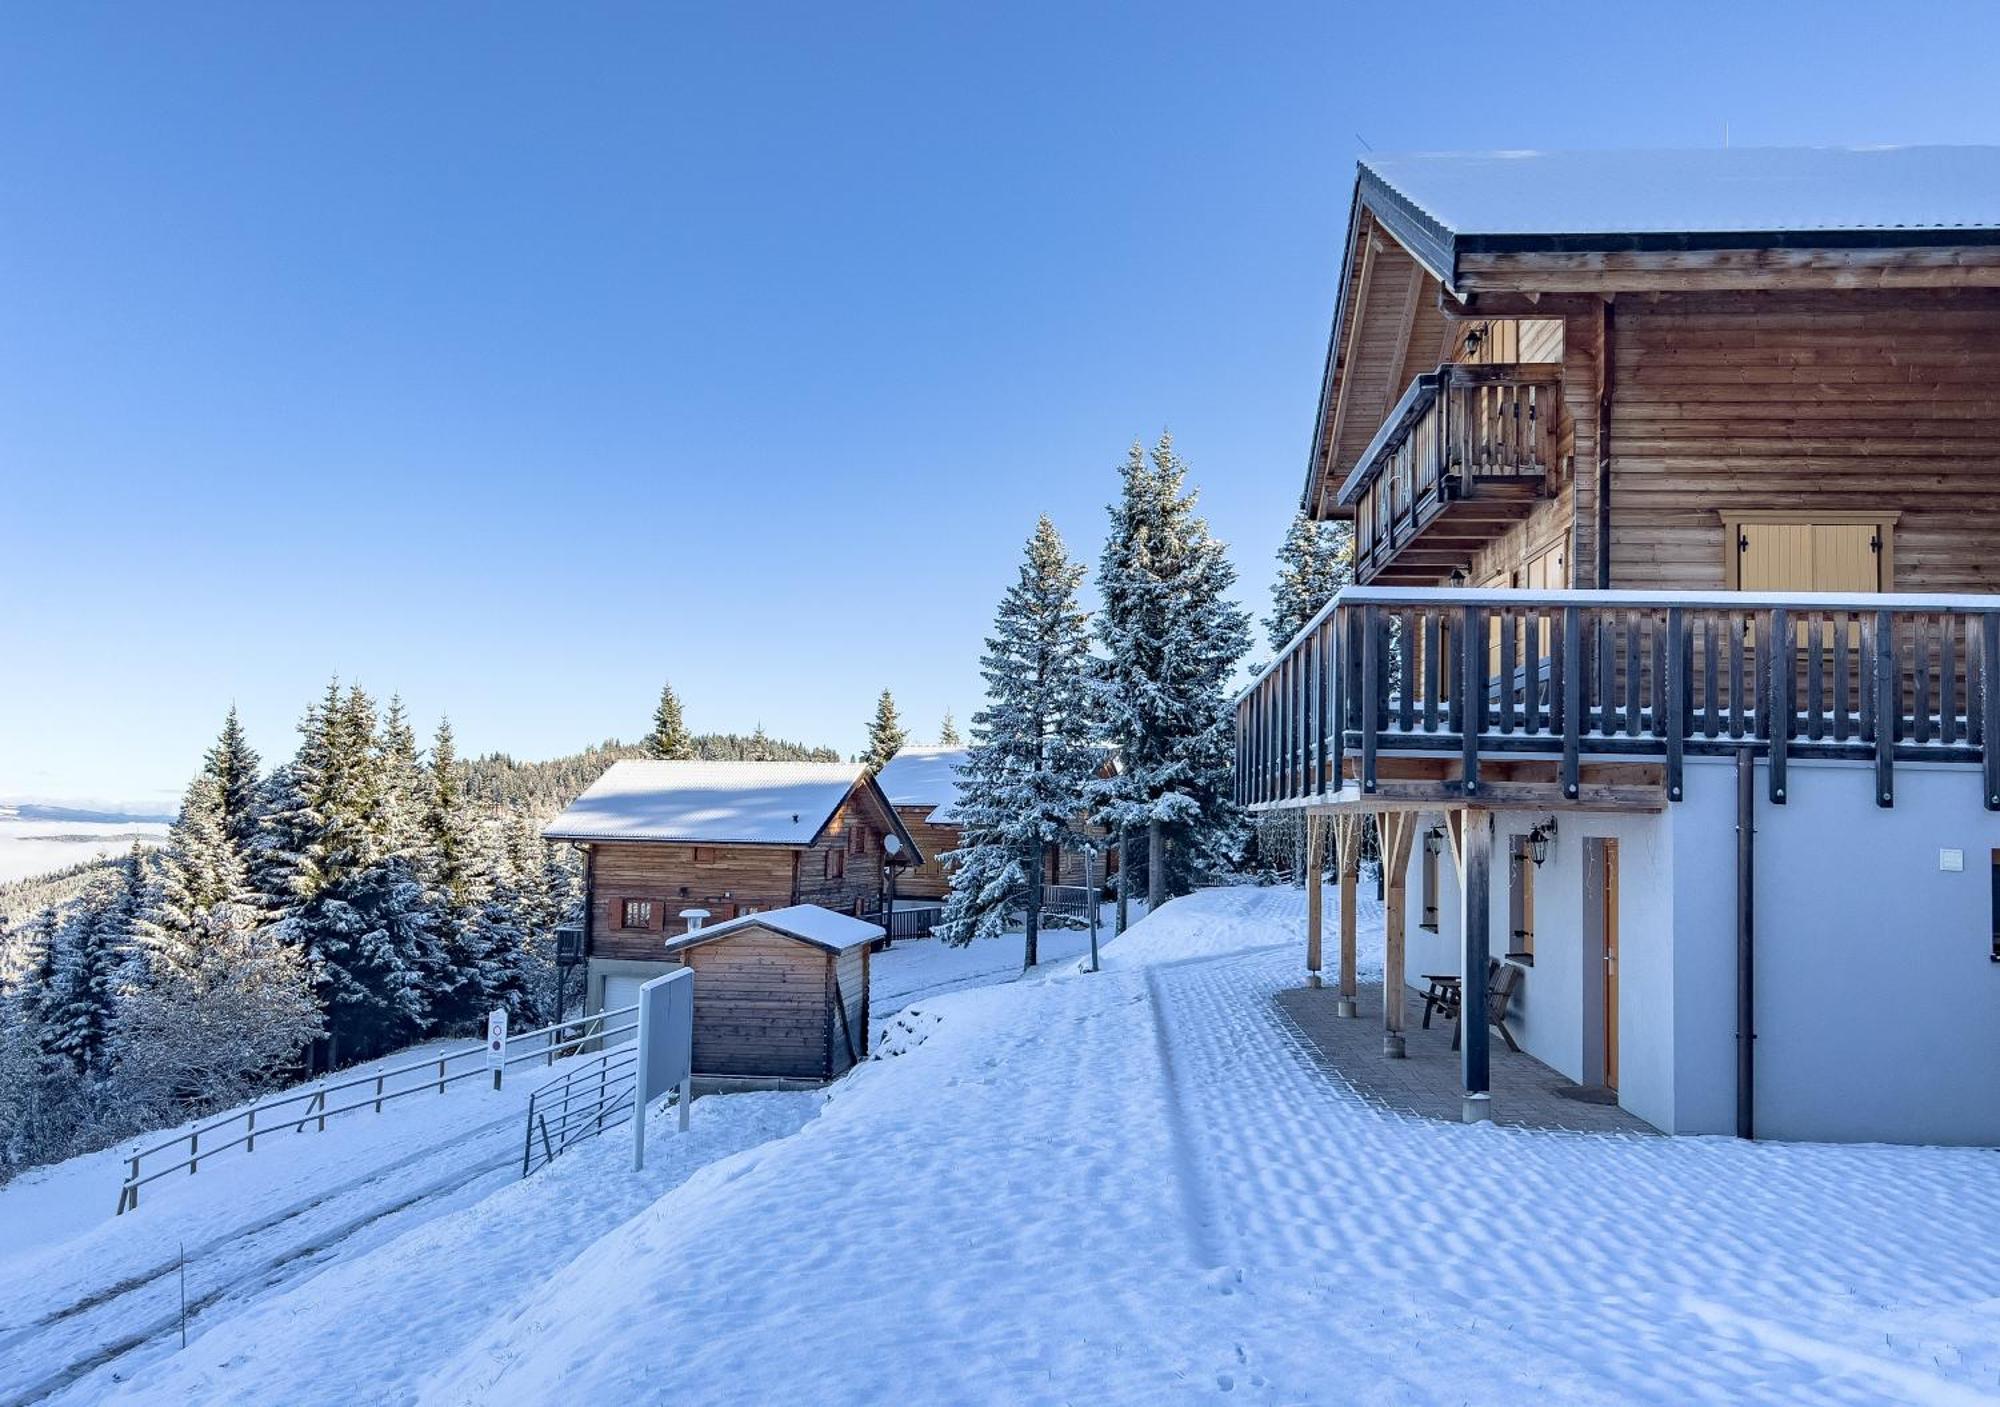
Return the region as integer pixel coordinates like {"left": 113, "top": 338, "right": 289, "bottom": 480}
{"left": 0, "top": 819, "right": 167, "bottom": 884}
{"left": 865, "top": 904, "right": 1127, "bottom": 1021}
{"left": 17, "top": 886, "right": 2000, "bottom": 1404}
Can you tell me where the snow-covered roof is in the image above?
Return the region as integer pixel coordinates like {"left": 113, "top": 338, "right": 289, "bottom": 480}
{"left": 1360, "top": 146, "right": 2000, "bottom": 249}
{"left": 875, "top": 745, "right": 969, "bottom": 825}
{"left": 662, "top": 904, "right": 883, "bottom": 954}
{"left": 542, "top": 761, "right": 868, "bottom": 845}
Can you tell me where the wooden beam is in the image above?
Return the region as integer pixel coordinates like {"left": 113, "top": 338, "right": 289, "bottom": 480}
{"left": 1304, "top": 813, "right": 1324, "bottom": 986}
{"left": 1456, "top": 245, "right": 2000, "bottom": 295}
{"left": 1378, "top": 810, "right": 1418, "bottom": 1058}
{"left": 1334, "top": 813, "right": 1362, "bottom": 1015}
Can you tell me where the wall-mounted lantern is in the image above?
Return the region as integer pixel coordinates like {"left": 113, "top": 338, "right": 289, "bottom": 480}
{"left": 1526, "top": 818, "right": 1558, "bottom": 866}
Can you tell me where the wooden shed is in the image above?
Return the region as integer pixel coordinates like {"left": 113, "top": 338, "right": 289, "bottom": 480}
{"left": 659, "top": 905, "right": 881, "bottom": 1082}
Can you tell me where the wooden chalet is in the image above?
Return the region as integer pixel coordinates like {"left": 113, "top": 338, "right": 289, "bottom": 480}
{"left": 542, "top": 760, "right": 920, "bottom": 1021}
{"left": 875, "top": 743, "right": 1123, "bottom": 904}
{"left": 1237, "top": 146, "right": 2000, "bottom": 1145}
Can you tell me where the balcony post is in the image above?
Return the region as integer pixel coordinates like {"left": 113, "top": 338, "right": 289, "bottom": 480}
{"left": 1458, "top": 809, "right": 1492, "bottom": 1121}
{"left": 1361, "top": 606, "right": 1381, "bottom": 793}
{"left": 1461, "top": 604, "right": 1482, "bottom": 797}
{"left": 1984, "top": 613, "right": 2000, "bottom": 809}
{"left": 1665, "top": 607, "right": 1687, "bottom": 802}
{"left": 1561, "top": 607, "right": 1582, "bottom": 800}
{"left": 1875, "top": 609, "right": 1897, "bottom": 808}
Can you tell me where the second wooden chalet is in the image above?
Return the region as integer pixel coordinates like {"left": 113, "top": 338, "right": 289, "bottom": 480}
{"left": 542, "top": 760, "right": 920, "bottom": 1019}
{"left": 875, "top": 743, "right": 1125, "bottom": 902}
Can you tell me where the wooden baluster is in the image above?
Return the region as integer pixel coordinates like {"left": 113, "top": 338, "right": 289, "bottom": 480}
{"left": 1807, "top": 612, "right": 1825, "bottom": 741}
{"left": 1330, "top": 614, "right": 1346, "bottom": 793}
{"left": 1860, "top": 612, "right": 1877, "bottom": 745}
{"left": 1941, "top": 613, "right": 1959, "bottom": 747}
{"left": 1650, "top": 613, "right": 1667, "bottom": 738}
{"left": 1702, "top": 615, "right": 1719, "bottom": 738}
{"left": 1462, "top": 603, "right": 1484, "bottom": 797}
{"left": 1913, "top": 614, "right": 1934, "bottom": 745}
{"left": 1498, "top": 608, "right": 1516, "bottom": 734}
{"left": 1665, "top": 607, "right": 1686, "bottom": 802}
{"left": 1833, "top": 612, "right": 1852, "bottom": 742}
{"left": 1423, "top": 611, "right": 1442, "bottom": 733}
{"left": 1623, "top": 610, "right": 1641, "bottom": 738}
{"left": 1361, "top": 605, "right": 1380, "bottom": 794}
{"left": 1728, "top": 612, "right": 1747, "bottom": 739}
{"left": 1597, "top": 614, "right": 1615, "bottom": 739}
{"left": 1523, "top": 604, "right": 1543, "bottom": 735}
{"left": 1399, "top": 609, "right": 1417, "bottom": 733}
{"left": 1874, "top": 610, "right": 1897, "bottom": 807}
{"left": 1561, "top": 607, "right": 1581, "bottom": 799}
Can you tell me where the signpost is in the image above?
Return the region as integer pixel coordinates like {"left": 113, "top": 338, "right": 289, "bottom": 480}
{"left": 632, "top": 967, "right": 695, "bottom": 1171}
{"left": 485, "top": 1008, "right": 509, "bottom": 1090}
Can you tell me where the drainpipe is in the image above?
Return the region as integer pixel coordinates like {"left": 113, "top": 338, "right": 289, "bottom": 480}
{"left": 1735, "top": 746, "right": 1756, "bottom": 1139}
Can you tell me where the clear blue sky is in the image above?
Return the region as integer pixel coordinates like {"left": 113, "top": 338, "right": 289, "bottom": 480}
{"left": 7, "top": 3, "right": 2000, "bottom": 810}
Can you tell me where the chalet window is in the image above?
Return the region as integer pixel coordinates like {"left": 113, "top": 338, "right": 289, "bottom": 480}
{"left": 692, "top": 847, "right": 715, "bottom": 864}
{"left": 620, "top": 899, "right": 654, "bottom": 930}
{"left": 848, "top": 825, "right": 865, "bottom": 855}
{"left": 1725, "top": 513, "right": 1894, "bottom": 593}
{"left": 826, "top": 848, "right": 846, "bottom": 881}
{"left": 1507, "top": 835, "right": 1535, "bottom": 962}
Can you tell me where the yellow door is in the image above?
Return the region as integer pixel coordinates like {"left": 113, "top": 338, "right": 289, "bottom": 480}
{"left": 1603, "top": 839, "right": 1620, "bottom": 1092}
{"left": 1810, "top": 524, "right": 1879, "bottom": 592}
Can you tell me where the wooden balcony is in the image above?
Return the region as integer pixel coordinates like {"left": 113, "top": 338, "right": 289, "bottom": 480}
{"left": 1235, "top": 587, "right": 2000, "bottom": 814}
{"left": 1341, "top": 364, "right": 1561, "bottom": 586}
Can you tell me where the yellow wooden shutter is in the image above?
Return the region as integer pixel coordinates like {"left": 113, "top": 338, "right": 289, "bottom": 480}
{"left": 1738, "top": 523, "right": 1814, "bottom": 592}
{"left": 1810, "top": 523, "right": 1880, "bottom": 592}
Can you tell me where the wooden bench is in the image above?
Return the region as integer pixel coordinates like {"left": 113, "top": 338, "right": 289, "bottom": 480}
{"left": 1420, "top": 960, "right": 1523, "bottom": 1053}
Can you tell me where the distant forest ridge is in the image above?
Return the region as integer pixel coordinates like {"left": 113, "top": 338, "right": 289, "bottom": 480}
{"left": 458, "top": 731, "right": 845, "bottom": 816}
{"left": 0, "top": 802, "right": 175, "bottom": 825}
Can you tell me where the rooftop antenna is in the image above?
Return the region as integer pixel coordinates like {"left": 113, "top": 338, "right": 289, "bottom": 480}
{"left": 1355, "top": 132, "right": 1374, "bottom": 152}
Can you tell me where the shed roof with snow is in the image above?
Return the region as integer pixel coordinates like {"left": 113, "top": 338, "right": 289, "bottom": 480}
{"left": 874, "top": 745, "right": 970, "bottom": 825}
{"left": 662, "top": 904, "right": 883, "bottom": 955}
{"left": 543, "top": 760, "right": 907, "bottom": 847}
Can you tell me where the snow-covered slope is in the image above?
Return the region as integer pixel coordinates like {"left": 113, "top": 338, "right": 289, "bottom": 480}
{"left": 25, "top": 888, "right": 2000, "bottom": 1404}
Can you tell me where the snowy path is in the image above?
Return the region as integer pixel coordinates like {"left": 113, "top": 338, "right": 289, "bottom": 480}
{"left": 31, "top": 886, "right": 2000, "bottom": 1403}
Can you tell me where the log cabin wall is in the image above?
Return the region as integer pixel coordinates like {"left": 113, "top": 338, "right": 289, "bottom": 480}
{"left": 1605, "top": 288, "right": 2000, "bottom": 592}
{"left": 588, "top": 842, "right": 797, "bottom": 961}
{"left": 892, "top": 806, "right": 960, "bottom": 899}
{"left": 794, "top": 796, "right": 892, "bottom": 915}
{"left": 667, "top": 931, "right": 833, "bottom": 1079}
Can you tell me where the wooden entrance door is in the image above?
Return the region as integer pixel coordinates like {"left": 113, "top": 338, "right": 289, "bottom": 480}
{"left": 1602, "top": 839, "right": 1621, "bottom": 1091}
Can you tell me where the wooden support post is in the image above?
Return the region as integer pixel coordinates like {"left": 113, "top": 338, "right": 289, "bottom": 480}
{"left": 1378, "top": 811, "right": 1418, "bottom": 1058}
{"left": 1303, "top": 813, "right": 1324, "bottom": 987}
{"left": 1875, "top": 609, "right": 1897, "bottom": 808}
{"left": 1983, "top": 613, "right": 2000, "bottom": 810}
{"left": 1335, "top": 814, "right": 1362, "bottom": 1017}
{"left": 1665, "top": 607, "right": 1686, "bottom": 802}
{"left": 1768, "top": 608, "right": 1790, "bottom": 804}
{"left": 1561, "top": 607, "right": 1582, "bottom": 799}
{"left": 1459, "top": 811, "right": 1493, "bottom": 1122}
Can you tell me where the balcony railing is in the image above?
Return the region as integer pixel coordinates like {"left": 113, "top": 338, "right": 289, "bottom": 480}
{"left": 1342, "top": 364, "right": 1561, "bottom": 586}
{"left": 1235, "top": 587, "right": 2000, "bottom": 812}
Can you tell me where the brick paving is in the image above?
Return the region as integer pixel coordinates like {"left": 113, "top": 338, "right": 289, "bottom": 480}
{"left": 1275, "top": 980, "right": 1657, "bottom": 1135}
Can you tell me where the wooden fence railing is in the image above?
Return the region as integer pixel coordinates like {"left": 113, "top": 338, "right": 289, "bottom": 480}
{"left": 1235, "top": 587, "right": 2000, "bottom": 812}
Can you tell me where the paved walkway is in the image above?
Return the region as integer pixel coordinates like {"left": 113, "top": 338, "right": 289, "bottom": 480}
{"left": 1276, "top": 980, "right": 1656, "bottom": 1135}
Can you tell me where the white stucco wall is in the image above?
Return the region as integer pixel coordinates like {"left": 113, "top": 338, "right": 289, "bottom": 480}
{"left": 1740, "top": 758, "right": 2000, "bottom": 1145}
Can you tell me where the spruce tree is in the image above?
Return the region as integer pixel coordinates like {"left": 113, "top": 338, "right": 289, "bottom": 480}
{"left": 938, "top": 518, "right": 1099, "bottom": 969}
{"left": 863, "top": 689, "right": 908, "bottom": 774}
{"left": 747, "top": 724, "right": 774, "bottom": 762}
{"left": 376, "top": 695, "right": 428, "bottom": 860}
{"left": 132, "top": 773, "right": 249, "bottom": 984}
{"left": 938, "top": 710, "right": 962, "bottom": 747}
{"left": 203, "top": 705, "right": 263, "bottom": 857}
{"left": 1264, "top": 508, "right": 1353, "bottom": 652}
{"left": 1093, "top": 435, "right": 1251, "bottom": 909}
{"left": 41, "top": 851, "right": 143, "bottom": 1075}
{"left": 643, "top": 682, "right": 697, "bottom": 760}
{"left": 422, "top": 717, "right": 494, "bottom": 1030}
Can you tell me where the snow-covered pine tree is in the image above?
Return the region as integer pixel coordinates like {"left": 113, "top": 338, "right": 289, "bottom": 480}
{"left": 747, "top": 724, "right": 773, "bottom": 762}
{"left": 643, "top": 681, "right": 697, "bottom": 760}
{"left": 938, "top": 517, "right": 1098, "bottom": 970}
{"left": 420, "top": 717, "right": 495, "bottom": 1030}
{"left": 938, "top": 709, "right": 962, "bottom": 746}
{"left": 131, "top": 773, "right": 249, "bottom": 985}
{"left": 203, "top": 705, "right": 263, "bottom": 858}
{"left": 863, "top": 689, "right": 907, "bottom": 774}
{"left": 1092, "top": 435, "right": 1252, "bottom": 909}
{"left": 40, "top": 850, "right": 144, "bottom": 1076}
{"left": 263, "top": 681, "right": 441, "bottom": 1066}
{"left": 1264, "top": 508, "right": 1353, "bottom": 652}
{"left": 375, "top": 694, "right": 428, "bottom": 860}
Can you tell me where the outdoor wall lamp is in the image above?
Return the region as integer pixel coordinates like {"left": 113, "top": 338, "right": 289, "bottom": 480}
{"left": 1527, "top": 818, "right": 1558, "bottom": 866}
{"left": 1449, "top": 566, "right": 1468, "bottom": 587}
{"left": 1423, "top": 825, "right": 1445, "bottom": 856}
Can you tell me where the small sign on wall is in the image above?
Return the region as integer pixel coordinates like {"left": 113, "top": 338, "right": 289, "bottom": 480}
{"left": 1940, "top": 848, "right": 1965, "bottom": 873}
